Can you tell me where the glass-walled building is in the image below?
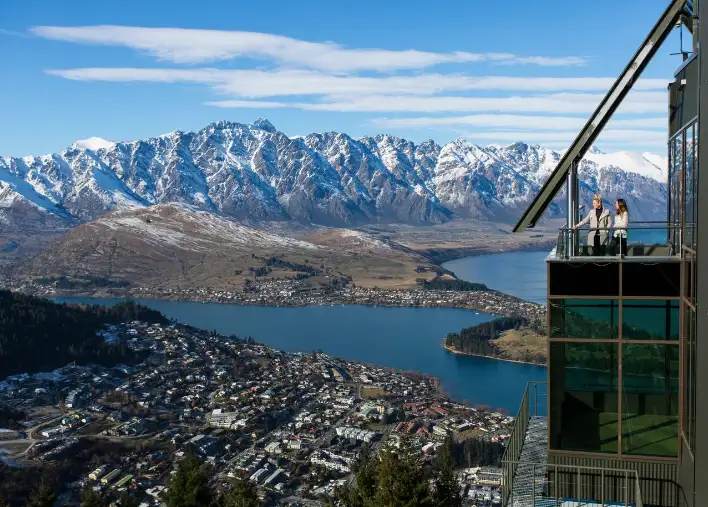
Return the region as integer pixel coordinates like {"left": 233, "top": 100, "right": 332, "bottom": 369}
{"left": 503, "top": 1, "right": 706, "bottom": 506}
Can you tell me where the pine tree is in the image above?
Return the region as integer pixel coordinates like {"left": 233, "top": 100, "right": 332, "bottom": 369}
{"left": 80, "top": 488, "right": 104, "bottom": 507}
{"left": 118, "top": 492, "right": 140, "bottom": 507}
{"left": 222, "top": 473, "right": 260, "bottom": 507}
{"left": 27, "top": 479, "right": 57, "bottom": 507}
{"left": 374, "top": 437, "right": 431, "bottom": 507}
{"left": 432, "top": 439, "right": 462, "bottom": 507}
{"left": 343, "top": 444, "right": 379, "bottom": 507}
{"left": 163, "top": 450, "right": 214, "bottom": 507}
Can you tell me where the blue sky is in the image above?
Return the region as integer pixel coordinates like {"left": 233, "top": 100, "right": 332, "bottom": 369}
{"left": 0, "top": 0, "right": 689, "bottom": 157}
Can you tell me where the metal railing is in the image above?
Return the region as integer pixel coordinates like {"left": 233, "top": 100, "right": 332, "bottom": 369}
{"left": 502, "top": 382, "right": 548, "bottom": 506}
{"left": 554, "top": 222, "right": 686, "bottom": 261}
{"left": 502, "top": 461, "right": 644, "bottom": 507}
{"left": 501, "top": 381, "right": 644, "bottom": 506}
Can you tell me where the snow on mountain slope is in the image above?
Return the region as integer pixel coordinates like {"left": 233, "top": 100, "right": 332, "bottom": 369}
{"left": 0, "top": 119, "right": 668, "bottom": 226}
{"left": 584, "top": 150, "right": 666, "bottom": 182}
{"left": 72, "top": 137, "right": 116, "bottom": 151}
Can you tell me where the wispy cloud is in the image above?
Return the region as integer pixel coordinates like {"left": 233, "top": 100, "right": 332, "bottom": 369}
{"left": 205, "top": 93, "right": 665, "bottom": 115}
{"left": 46, "top": 67, "right": 668, "bottom": 97}
{"left": 32, "top": 25, "right": 588, "bottom": 71}
{"left": 464, "top": 129, "right": 667, "bottom": 145}
{"left": 371, "top": 114, "right": 666, "bottom": 130}
{"left": 33, "top": 25, "right": 669, "bottom": 151}
{"left": 0, "top": 28, "right": 28, "bottom": 38}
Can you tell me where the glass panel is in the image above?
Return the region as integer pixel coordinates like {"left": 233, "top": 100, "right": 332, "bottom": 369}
{"left": 683, "top": 253, "right": 694, "bottom": 304}
{"left": 692, "top": 121, "right": 698, "bottom": 250}
{"left": 682, "top": 304, "right": 692, "bottom": 448}
{"left": 550, "top": 342, "right": 618, "bottom": 453}
{"left": 667, "top": 138, "right": 675, "bottom": 242}
{"left": 621, "top": 300, "right": 679, "bottom": 341}
{"left": 621, "top": 344, "right": 679, "bottom": 457}
{"left": 689, "top": 307, "right": 696, "bottom": 452}
{"left": 549, "top": 299, "right": 618, "bottom": 339}
{"left": 671, "top": 133, "right": 683, "bottom": 248}
{"left": 685, "top": 124, "right": 694, "bottom": 248}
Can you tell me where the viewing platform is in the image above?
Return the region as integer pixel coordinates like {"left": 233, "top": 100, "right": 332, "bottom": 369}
{"left": 502, "top": 382, "right": 645, "bottom": 507}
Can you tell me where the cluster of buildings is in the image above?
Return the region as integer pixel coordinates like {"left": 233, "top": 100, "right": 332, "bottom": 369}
{"left": 0, "top": 320, "right": 513, "bottom": 505}
{"left": 4, "top": 276, "right": 543, "bottom": 322}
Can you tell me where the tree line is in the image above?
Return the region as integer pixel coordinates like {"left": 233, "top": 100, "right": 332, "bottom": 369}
{"left": 420, "top": 278, "right": 489, "bottom": 292}
{"left": 340, "top": 436, "right": 462, "bottom": 507}
{"left": 6, "top": 436, "right": 498, "bottom": 507}
{"left": 445, "top": 317, "right": 534, "bottom": 356}
{"left": 0, "top": 290, "right": 168, "bottom": 377}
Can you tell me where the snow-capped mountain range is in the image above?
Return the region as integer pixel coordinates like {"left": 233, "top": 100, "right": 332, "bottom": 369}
{"left": 0, "top": 119, "right": 668, "bottom": 227}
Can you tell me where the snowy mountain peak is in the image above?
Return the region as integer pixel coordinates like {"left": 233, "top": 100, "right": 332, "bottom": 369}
{"left": 72, "top": 137, "right": 116, "bottom": 152}
{"left": 0, "top": 119, "right": 668, "bottom": 226}
{"left": 251, "top": 118, "right": 277, "bottom": 133}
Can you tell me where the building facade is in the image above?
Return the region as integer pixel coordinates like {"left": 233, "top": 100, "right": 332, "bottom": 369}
{"left": 504, "top": 1, "right": 705, "bottom": 506}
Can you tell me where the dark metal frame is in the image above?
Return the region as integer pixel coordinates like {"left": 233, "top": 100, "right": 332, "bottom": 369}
{"left": 513, "top": 0, "right": 695, "bottom": 233}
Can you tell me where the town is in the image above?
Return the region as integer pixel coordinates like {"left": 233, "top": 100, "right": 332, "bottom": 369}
{"left": 3, "top": 277, "right": 544, "bottom": 323}
{"left": 0, "top": 321, "right": 514, "bottom": 506}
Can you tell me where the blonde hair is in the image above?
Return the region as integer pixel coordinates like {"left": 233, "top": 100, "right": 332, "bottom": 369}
{"left": 592, "top": 193, "right": 603, "bottom": 202}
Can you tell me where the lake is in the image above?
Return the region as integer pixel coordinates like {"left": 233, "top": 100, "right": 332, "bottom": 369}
{"left": 443, "top": 250, "right": 549, "bottom": 304}
{"left": 56, "top": 296, "right": 547, "bottom": 413}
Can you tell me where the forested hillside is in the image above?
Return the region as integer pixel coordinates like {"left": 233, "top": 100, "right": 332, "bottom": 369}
{"left": 444, "top": 317, "right": 547, "bottom": 365}
{"left": 0, "top": 291, "right": 168, "bottom": 378}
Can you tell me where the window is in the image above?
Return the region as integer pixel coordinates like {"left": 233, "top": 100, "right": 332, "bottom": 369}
{"left": 549, "top": 299, "right": 618, "bottom": 339}
{"left": 621, "top": 344, "right": 679, "bottom": 457}
{"left": 668, "top": 133, "right": 683, "bottom": 248}
{"left": 683, "top": 252, "right": 694, "bottom": 304}
{"left": 687, "top": 306, "right": 696, "bottom": 452}
{"left": 684, "top": 124, "right": 695, "bottom": 249}
{"left": 550, "top": 342, "right": 618, "bottom": 453}
{"left": 621, "top": 300, "right": 679, "bottom": 340}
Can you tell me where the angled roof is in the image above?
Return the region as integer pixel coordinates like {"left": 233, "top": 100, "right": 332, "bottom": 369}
{"left": 513, "top": 0, "right": 694, "bottom": 232}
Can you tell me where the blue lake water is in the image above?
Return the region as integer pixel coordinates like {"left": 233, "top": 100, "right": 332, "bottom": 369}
{"left": 56, "top": 295, "right": 547, "bottom": 413}
{"left": 443, "top": 251, "right": 549, "bottom": 304}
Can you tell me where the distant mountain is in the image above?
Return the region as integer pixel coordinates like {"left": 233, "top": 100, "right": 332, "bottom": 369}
{"left": 0, "top": 119, "right": 667, "bottom": 227}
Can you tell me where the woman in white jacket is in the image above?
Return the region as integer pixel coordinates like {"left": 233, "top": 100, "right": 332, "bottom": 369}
{"left": 610, "top": 198, "right": 630, "bottom": 256}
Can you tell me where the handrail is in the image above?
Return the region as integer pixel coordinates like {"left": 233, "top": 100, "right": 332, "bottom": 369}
{"left": 501, "top": 381, "right": 548, "bottom": 506}
{"left": 554, "top": 223, "right": 689, "bottom": 260}
{"left": 502, "top": 460, "right": 644, "bottom": 507}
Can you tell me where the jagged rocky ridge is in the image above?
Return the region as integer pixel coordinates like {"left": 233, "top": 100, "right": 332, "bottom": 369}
{"left": 0, "top": 119, "right": 667, "bottom": 227}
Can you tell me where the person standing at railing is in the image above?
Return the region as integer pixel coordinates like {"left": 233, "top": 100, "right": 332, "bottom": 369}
{"left": 610, "top": 198, "right": 630, "bottom": 257}
{"left": 574, "top": 194, "right": 611, "bottom": 256}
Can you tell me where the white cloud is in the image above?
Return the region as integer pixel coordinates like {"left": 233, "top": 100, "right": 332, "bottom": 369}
{"left": 206, "top": 93, "right": 665, "bottom": 114}
{"left": 46, "top": 67, "right": 668, "bottom": 97}
{"left": 32, "top": 25, "right": 588, "bottom": 71}
{"left": 464, "top": 129, "right": 666, "bottom": 145}
{"left": 371, "top": 114, "right": 666, "bottom": 130}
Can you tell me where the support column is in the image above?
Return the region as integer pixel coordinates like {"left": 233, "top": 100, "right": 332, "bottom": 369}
{"left": 567, "top": 160, "right": 580, "bottom": 256}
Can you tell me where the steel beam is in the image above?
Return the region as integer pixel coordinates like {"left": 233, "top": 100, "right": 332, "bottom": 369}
{"left": 514, "top": 0, "right": 691, "bottom": 232}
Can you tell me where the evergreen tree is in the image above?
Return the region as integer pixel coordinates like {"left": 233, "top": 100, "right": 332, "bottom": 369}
{"left": 80, "top": 488, "right": 104, "bottom": 507}
{"left": 27, "top": 479, "right": 57, "bottom": 507}
{"left": 374, "top": 437, "right": 431, "bottom": 507}
{"left": 163, "top": 450, "right": 214, "bottom": 507}
{"left": 343, "top": 444, "right": 379, "bottom": 507}
{"left": 432, "top": 439, "right": 462, "bottom": 507}
{"left": 118, "top": 492, "right": 140, "bottom": 507}
{"left": 222, "top": 473, "right": 260, "bottom": 507}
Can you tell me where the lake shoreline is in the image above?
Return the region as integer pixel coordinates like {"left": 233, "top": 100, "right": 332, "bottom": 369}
{"left": 421, "top": 241, "right": 554, "bottom": 265}
{"left": 441, "top": 339, "right": 547, "bottom": 367}
{"left": 21, "top": 284, "right": 545, "bottom": 323}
